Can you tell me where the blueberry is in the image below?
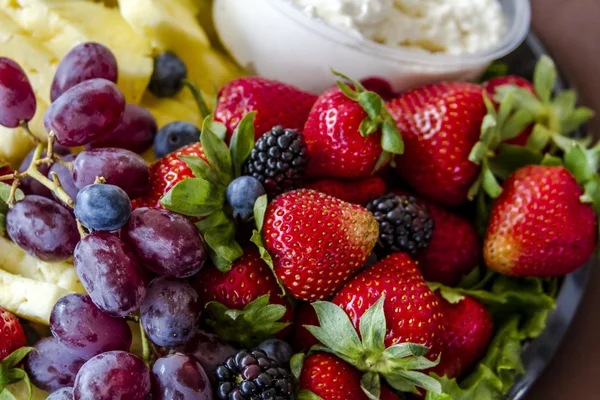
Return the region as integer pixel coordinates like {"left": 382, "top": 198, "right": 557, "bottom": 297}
{"left": 74, "top": 184, "right": 131, "bottom": 232}
{"left": 154, "top": 121, "right": 201, "bottom": 158}
{"left": 148, "top": 52, "right": 187, "bottom": 98}
{"left": 226, "top": 177, "right": 266, "bottom": 220}
{"left": 257, "top": 339, "right": 294, "bottom": 367}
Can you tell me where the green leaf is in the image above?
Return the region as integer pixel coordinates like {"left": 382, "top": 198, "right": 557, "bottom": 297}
{"left": 381, "top": 120, "right": 404, "bottom": 155}
{"left": 204, "top": 220, "right": 243, "bottom": 272}
{"left": 467, "top": 173, "right": 483, "bottom": 202}
{"left": 428, "top": 284, "right": 465, "bottom": 304}
{"left": 385, "top": 370, "right": 442, "bottom": 395}
{"left": 541, "top": 154, "right": 563, "bottom": 166}
{"left": 564, "top": 143, "right": 594, "bottom": 184}
{"left": 359, "top": 92, "right": 383, "bottom": 120}
{"left": 1, "top": 348, "right": 34, "bottom": 369}
{"left": 250, "top": 195, "right": 276, "bottom": 273}
{"left": 250, "top": 230, "right": 275, "bottom": 270}
{"left": 297, "top": 390, "right": 324, "bottom": 400}
{"left": 0, "top": 362, "right": 7, "bottom": 394}
{"left": 230, "top": 112, "right": 257, "bottom": 177}
{"left": 331, "top": 68, "right": 367, "bottom": 92}
{"left": 359, "top": 296, "right": 386, "bottom": 354}
{"left": 582, "top": 175, "right": 600, "bottom": 214}
{"left": 479, "top": 62, "right": 509, "bottom": 82}
{"left": 290, "top": 353, "right": 305, "bottom": 380}
{"left": 201, "top": 116, "right": 233, "bottom": 183}
{"left": 0, "top": 183, "right": 23, "bottom": 205}
{"left": 468, "top": 142, "right": 488, "bottom": 165}
{"left": 336, "top": 81, "right": 360, "bottom": 101}
{"left": 254, "top": 195, "right": 268, "bottom": 231}
{"left": 5, "top": 370, "right": 31, "bottom": 400}
{"left": 481, "top": 164, "right": 503, "bottom": 199}
{"left": 495, "top": 86, "right": 544, "bottom": 117}
{"left": 204, "top": 117, "right": 228, "bottom": 141}
{"left": 160, "top": 178, "right": 224, "bottom": 217}
{"left": 360, "top": 371, "right": 381, "bottom": 400}
{"left": 533, "top": 55, "right": 557, "bottom": 103}
{"left": 383, "top": 343, "right": 430, "bottom": 360}
{"left": 195, "top": 210, "right": 231, "bottom": 233}
{"left": 501, "top": 110, "right": 535, "bottom": 141}
{"left": 525, "top": 124, "right": 553, "bottom": 151}
{"left": 496, "top": 90, "right": 514, "bottom": 126}
{"left": 428, "top": 365, "right": 504, "bottom": 400}
{"left": 306, "top": 302, "right": 363, "bottom": 364}
{"left": 560, "top": 107, "right": 595, "bottom": 135}
{"left": 0, "top": 388, "right": 17, "bottom": 400}
{"left": 359, "top": 117, "right": 380, "bottom": 137}
{"left": 487, "top": 144, "right": 543, "bottom": 180}
{"left": 179, "top": 155, "right": 220, "bottom": 186}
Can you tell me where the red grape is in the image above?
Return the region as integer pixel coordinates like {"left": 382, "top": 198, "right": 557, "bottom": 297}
{"left": 50, "top": 42, "right": 118, "bottom": 102}
{"left": 141, "top": 277, "right": 201, "bottom": 347}
{"left": 87, "top": 104, "right": 157, "bottom": 154}
{"left": 49, "top": 154, "right": 79, "bottom": 205}
{"left": 50, "top": 294, "right": 132, "bottom": 359}
{"left": 25, "top": 337, "right": 87, "bottom": 393}
{"left": 0, "top": 57, "right": 36, "bottom": 128}
{"left": 122, "top": 208, "right": 207, "bottom": 278}
{"left": 74, "top": 232, "right": 146, "bottom": 317}
{"left": 72, "top": 148, "right": 150, "bottom": 198}
{"left": 73, "top": 351, "right": 151, "bottom": 400}
{"left": 169, "top": 330, "right": 236, "bottom": 386}
{"left": 44, "top": 78, "right": 125, "bottom": 147}
{"left": 47, "top": 388, "right": 74, "bottom": 400}
{"left": 6, "top": 195, "right": 79, "bottom": 262}
{"left": 152, "top": 353, "right": 212, "bottom": 400}
{"left": 18, "top": 146, "right": 71, "bottom": 198}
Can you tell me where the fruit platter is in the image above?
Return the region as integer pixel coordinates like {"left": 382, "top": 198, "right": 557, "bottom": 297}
{"left": 0, "top": 1, "right": 597, "bottom": 399}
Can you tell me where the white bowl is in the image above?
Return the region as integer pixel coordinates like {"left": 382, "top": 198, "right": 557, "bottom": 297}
{"left": 213, "top": 0, "right": 531, "bottom": 94}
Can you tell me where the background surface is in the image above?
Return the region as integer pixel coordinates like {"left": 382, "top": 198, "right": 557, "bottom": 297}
{"left": 530, "top": 0, "right": 600, "bottom": 398}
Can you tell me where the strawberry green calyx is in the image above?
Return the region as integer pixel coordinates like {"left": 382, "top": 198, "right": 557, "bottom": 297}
{"left": 160, "top": 113, "right": 257, "bottom": 271}
{"left": 203, "top": 294, "right": 291, "bottom": 348}
{"left": 305, "top": 296, "right": 442, "bottom": 396}
{"left": 494, "top": 56, "right": 594, "bottom": 148}
{"left": 0, "top": 347, "right": 35, "bottom": 400}
{"left": 561, "top": 140, "right": 600, "bottom": 217}
{"left": 331, "top": 69, "right": 404, "bottom": 170}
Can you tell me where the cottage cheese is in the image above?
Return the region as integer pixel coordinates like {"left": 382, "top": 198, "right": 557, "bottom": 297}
{"left": 292, "top": 0, "right": 507, "bottom": 55}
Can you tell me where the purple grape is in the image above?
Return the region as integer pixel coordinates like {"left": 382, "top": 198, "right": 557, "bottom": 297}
{"left": 152, "top": 353, "right": 212, "bottom": 400}
{"left": 6, "top": 195, "right": 79, "bottom": 262}
{"left": 50, "top": 42, "right": 118, "bottom": 102}
{"left": 73, "top": 351, "right": 151, "bottom": 400}
{"left": 72, "top": 148, "right": 150, "bottom": 198}
{"left": 122, "top": 208, "right": 207, "bottom": 278}
{"left": 47, "top": 387, "right": 74, "bottom": 400}
{"left": 25, "top": 337, "right": 86, "bottom": 393}
{"left": 170, "top": 330, "right": 236, "bottom": 385}
{"left": 0, "top": 57, "right": 36, "bottom": 128}
{"left": 50, "top": 294, "right": 132, "bottom": 359}
{"left": 44, "top": 78, "right": 125, "bottom": 147}
{"left": 87, "top": 104, "right": 157, "bottom": 154}
{"left": 141, "top": 277, "right": 201, "bottom": 347}
{"left": 49, "top": 154, "right": 79, "bottom": 205}
{"left": 19, "top": 146, "right": 71, "bottom": 198}
{"left": 74, "top": 232, "right": 146, "bottom": 317}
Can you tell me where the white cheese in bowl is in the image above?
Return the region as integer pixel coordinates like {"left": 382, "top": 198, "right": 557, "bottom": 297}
{"left": 292, "top": 0, "right": 507, "bottom": 55}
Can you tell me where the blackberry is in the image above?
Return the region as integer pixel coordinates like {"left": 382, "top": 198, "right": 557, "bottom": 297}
{"left": 245, "top": 126, "right": 307, "bottom": 197}
{"left": 215, "top": 349, "right": 294, "bottom": 400}
{"left": 366, "top": 194, "right": 435, "bottom": 255}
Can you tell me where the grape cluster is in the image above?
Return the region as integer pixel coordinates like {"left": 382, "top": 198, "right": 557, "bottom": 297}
{"left": 1, "top": 45, "right": 223, "bottom": 398}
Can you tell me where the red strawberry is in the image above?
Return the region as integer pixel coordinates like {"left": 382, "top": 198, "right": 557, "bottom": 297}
{"left": 0, "top": 307, "right": 26, "bottom": 361}
{"left": 214, "top": 77, "right": 317, "bottom": 141}
{"left": 388, "top": 82, "right": 486, "bottom": 206}
{"left": 192, "top": 248, "right": 293, "bottom": 346}
{"left": 303, "top": 176, "right": 386, "bottom": 205}
{"left": 360, "top": 77, "right": 397, "bottom": 102}
{"left": 484, "top": 165, "right": 597, "bottom": 276}
{"left": 299, "top": 353, "right": 399, "bottom": 400}
{"left": 483, "top": 76, "right": 536, "bottom": 146}
{"left": 392, "top": 190, "right": 480, "bottom": 285}
{"left": 131, "top": 143, "right": 207, "bottom": 209}
{"left": 289, "top": 301, "right": 319, "bottom": 351}
{"left": 304, "top": 87, "right": 383, "bottom": 179}
{"left": 263, "top": 189, "right": 378, "bottom": 301}
{"left": 332, "top": 253, "right": 445, "bottom": 360}
{"left": 432, "top": 295, "right": 493, "bottom": 379}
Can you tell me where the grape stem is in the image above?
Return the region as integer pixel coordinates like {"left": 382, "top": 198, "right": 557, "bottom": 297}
{"left": 6, "top": 178, "right": 21, "bottom": 207}
{"left": 19, "top": 120, "right": 40, "bottom": 144}
{"left": 26, "top": 143, "right": 75, "bottom": 208}
{"left": 183, "top": 79, "right": 211, "bottom": 119}
{"left": 76, "top": 221, "right": 88, "bottom": 239}
{"left": 139, "top": 318, "right": 153, "bottom": 369}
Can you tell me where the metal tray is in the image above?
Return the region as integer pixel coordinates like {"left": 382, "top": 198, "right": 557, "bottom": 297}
{"left": 504, "top": 34, "right": 593, "bottom": 400}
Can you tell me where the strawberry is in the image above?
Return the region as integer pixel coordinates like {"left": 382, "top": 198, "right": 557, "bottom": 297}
{"left": 289, "top": 301, "right": 319, "bottom": 351}
{"left": 432, "top": 295, "right": 493, "bottom": 379}
{"left": 0, "top": 307, "right": 26, "bottom": 361}
{"left": 392, "top": 190, "right": 480, "bottom": 285}
{"left": 360, "top": 77, "right": 397, "bottom": 102}
{"left": 484, "top": 165, "right": 597, "bottom": 277}
{"left": 214, "top": 77, "right": 317, "bottom": 141}
{"left": 298, "top": 353, "right": 399, "bottom": 400}
{"left": 263, "top": 189, "right": 378, "bottom": 301}
{"left": 192, "top": 247, "right": 293, "bottom": 347}
{"left": 388, "top": 82, "right": 486, "bottom": 206}
{"left": 332, "top": 252, "right": 445, "bottom": 360}
{"left": 303, "top": 176, "right": 386, "bottom": 205}
{"left": 131, "top": 142, "right": 207, "bottom": 210}
{"left": 483, "top": 75, "right": 536, "bottom": 146}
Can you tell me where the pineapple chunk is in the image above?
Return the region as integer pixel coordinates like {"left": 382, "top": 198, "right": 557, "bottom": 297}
{"left": 0, "top": 237, "right": 85, "bottom": 293}
{"left": 141, "top": 92, "right": 201, "bottom": 128}
{"left": 0, "top": 0, "right": 153, "bottom": 104}
{"left": 0, "top": 269, "right": 74, "bottom": 324}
